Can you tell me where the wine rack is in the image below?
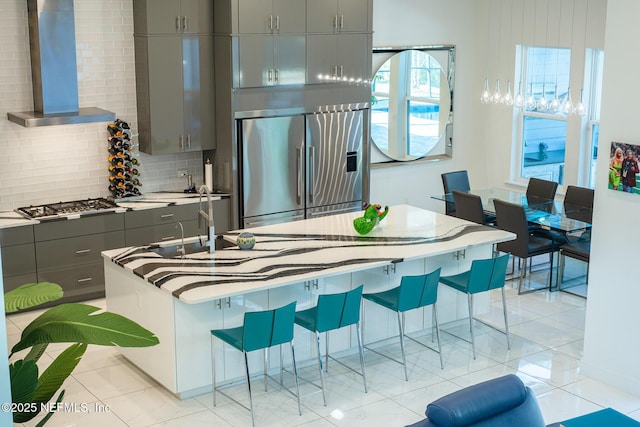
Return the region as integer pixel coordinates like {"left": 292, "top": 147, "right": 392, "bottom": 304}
{"left": 107, "top": 119, "right": 142, "bottom": 199}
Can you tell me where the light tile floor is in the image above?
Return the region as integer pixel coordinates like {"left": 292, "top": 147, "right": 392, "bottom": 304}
{"left": 7, "top": 268, "right": 640, "bottom": 427}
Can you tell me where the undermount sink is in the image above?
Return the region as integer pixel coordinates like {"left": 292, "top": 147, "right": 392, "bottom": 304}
{"left": 147, "top": 237, "right": 209, "bottom": 258}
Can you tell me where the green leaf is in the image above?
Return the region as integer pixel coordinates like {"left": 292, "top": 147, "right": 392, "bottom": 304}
{"left": 32, "top": 343, "right": 86, "bottom": 405}
{"left": 24, "top": 343, "right": 49, "bottom": 364}
{"left": 12, "top": 303, "right": 159, "bottom": 353}
{"left": 10, "top": 359, "right": 40, "bottom": 423}
{"left": 10, "top": 359, "right": 38, "bottom": 403}
{"left": 4, "top": 282, "right": 63, "bottom": 313}
{"left": 36, "top": 390, "right": 65, "bottom": 427}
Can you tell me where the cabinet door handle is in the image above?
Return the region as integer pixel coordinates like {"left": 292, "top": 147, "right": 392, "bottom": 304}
{"left": 77, "top": 277, "right": 93, "bottom": 284}
{"left": 274, "top": 68, "right": 279, "bottom": 82}
{"left": 161, "top": 235, "right": 176, "bottom": 240}
{"left": 333, "top": 65, "right": 338, "bottom": 78}
{"left": 340, "top": 14, "right": 344, "bottom": 29}
{"left": 160, "top": 213, "right": 175, "bottom": 219}
{"left": 75, "top": 249, "right": 91, "bottom": 254}
{"left": 179, "top": 135, "right": 184, "bottom": 149}
{"left": 268, "top": 68, "right": 273, "bottom": 82}
{"left": 183, "top": 16, "right": 188, "bottom": 31}
{"left": 333, "top": 14, "right": 338, "bottom": 30}
{"left": 275, "top": 15, "right": 280, "bottom": 31}
{"left": 186, "top": 133, "right": 191, "bottom": 148}
{"left": 269, "top": 15, "right": 273, "bottom": 31}
{"left": 339, "top": 65, "right": 344, "bottom": 77}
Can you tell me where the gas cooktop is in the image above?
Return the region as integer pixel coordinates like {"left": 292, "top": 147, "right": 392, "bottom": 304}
{"left": 16, "top": 197, "right": 120, "bottom": 219}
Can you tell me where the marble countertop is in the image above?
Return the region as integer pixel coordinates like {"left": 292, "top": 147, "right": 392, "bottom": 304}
{"left": 0, "top": 192, "right": 230, "bottom": 228}
{"left": 115, "top": 192, "right": 227, "bottom": 210}
{"left": 103, "top": 205, "right": 515, "bottom": 304}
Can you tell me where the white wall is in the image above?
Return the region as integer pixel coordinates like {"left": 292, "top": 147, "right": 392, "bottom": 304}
{"left": 370, "top": 0, "right": 483, "bottom": 211}
{"left": 581, "top": 0, "right": 640, "bottom": 396}
{"left": 0, "top": 0, "right": 203, "bottom": 211}
{"left": 370, "top": 0, "right": 606, "bottom": 211}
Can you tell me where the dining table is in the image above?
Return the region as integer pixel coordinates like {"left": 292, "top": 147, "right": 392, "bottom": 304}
{"left": 431, "top": 187, "right": 592, "bottom": 292}
{"left": 431, "top": 187, "right": 592, "bottom": 234}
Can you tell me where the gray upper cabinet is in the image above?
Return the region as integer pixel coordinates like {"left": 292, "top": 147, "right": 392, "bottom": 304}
{"left": 306, "top": 33, "right": 370, "bottom": 84}
{"left": 236, "top": 35, "right": 305, "bottom": 88}
{"left": 134, "top": 0, "right": 214, "bottom": 35}
{"left": 134, "top": 0, "right": 215, "bottom": 155}
{"left": 237, "top": 0, "right": 305, "bottom": 34}
{"left": 306, "top": 0, "right": 371, "bottom": 34}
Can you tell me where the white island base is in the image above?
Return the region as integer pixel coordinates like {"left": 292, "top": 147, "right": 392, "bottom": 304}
{"left": 103, "top": 205, "right": 514, "bottom": 398}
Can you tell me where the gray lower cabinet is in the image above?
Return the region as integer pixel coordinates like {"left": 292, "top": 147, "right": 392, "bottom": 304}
{"left": 33, "top": 214, "right": 125, "bottom": 305}
{"left": 124, "top": 199, "right": 230, "bottom": 247}
{"left": 0, "top": 225, "right": 37, "bottom": 292}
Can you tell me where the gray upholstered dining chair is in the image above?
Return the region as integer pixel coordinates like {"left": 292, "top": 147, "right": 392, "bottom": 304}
{"left": 526, "top": 177, "right": 558, "bottom": 201}
{"left": 493, "top": 199, "right": 559, "bottom": 294}
{"left": 441, "top": 171, "right": 470, "bottom": 216}
{"left": 452, "top": 190, "right": 496, "bottom": 225}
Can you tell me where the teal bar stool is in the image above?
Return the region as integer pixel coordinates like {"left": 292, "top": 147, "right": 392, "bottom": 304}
{"left": 210, "top": 301, "right": 301, "bottom": 427}
{"left": 294, "top": 285, "right": 366, "bottom": 406}
{"left": 439, "top": 254, "right": 510, "bottom": 360}
{"left": 362, "top": 268, "right": 443, "bottom": 381}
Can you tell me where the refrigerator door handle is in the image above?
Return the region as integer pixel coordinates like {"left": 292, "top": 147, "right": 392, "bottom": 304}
{"left": 296, "top": 145, "right": 303, "bottom": 206}
{"left": 308, "top": 146, "right": 315, "bottom": 204}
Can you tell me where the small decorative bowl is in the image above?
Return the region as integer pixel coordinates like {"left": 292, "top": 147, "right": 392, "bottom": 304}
{"left": 236, "top": 232, "right": 256, "bottom": 250}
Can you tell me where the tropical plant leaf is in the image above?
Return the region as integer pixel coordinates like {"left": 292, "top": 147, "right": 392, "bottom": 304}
{"left": 4, "top": 282, "right": 63, "bottom": 314}
{"left": 24, "top": 343, "right": 49, "bottom": 363}
{"left": 12, "top": 303, "right": 159, "bottom": 353}
{"left": 10, "top": 359, "right": 38, "bottom": 403}
{"left": 10, "top": 359, "right": 40, "bottom": 423}
{"left": 32, "top": 343, "right": 86, "bottom": 405}
{"left": 36, "top": 389, "right": 65, "bottom": 427}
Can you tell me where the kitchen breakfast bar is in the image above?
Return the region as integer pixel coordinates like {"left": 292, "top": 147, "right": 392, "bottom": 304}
{"left": 102, "top": 205, "right": 514, "bottom": 399}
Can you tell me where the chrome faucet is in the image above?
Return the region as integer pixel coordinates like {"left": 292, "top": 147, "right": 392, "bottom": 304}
{"left": 198, "top": 185, "right": 215, "bottom": 253}
{"left": 176, "top": 221, "right": 186, "bottom": 259}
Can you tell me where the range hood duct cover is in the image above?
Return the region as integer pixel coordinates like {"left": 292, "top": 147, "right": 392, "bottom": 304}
{"left": 7, "top": 0, "right": 115, "bottom": 127}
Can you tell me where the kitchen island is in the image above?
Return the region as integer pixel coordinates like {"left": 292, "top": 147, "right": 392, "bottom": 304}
{"left": 103, "top": 205, "right": 514, "bottom": 398}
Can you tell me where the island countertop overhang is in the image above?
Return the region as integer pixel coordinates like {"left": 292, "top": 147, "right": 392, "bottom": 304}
{"left": 102, "top": 204, "right": 515, "bottom": 304}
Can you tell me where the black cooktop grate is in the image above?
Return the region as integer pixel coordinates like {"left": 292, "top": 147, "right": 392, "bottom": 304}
{"left": 16, "top": 197, "right": 118, "bottom": 219}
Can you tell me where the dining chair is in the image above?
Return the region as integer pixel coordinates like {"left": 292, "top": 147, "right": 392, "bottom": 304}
{"left": 493, "top": 199, "right": 559, "bottom": 294}
{"left": 558, "top": 239, "right": 591, "bottom": 295}
{"left": 441, "top": 171, "right": 470, "bottom": 216}
{"left": 526, "top": 177, "right": 559, "bottom": 200}
{"left": 294, "top": 285, "right": 367, "bottom": 406}
{"left": 211, "top": 301, "right": 301, "bottom": 427}
{"left": 439, "top": 254, "right": 510, "bottom": 359}
{"left": 363, "top": 268, "right": 443, "bottom": 381}
{"left": 452, "top": 190, "right": 496, "bottom": 225}
{"left": 563, "top": 186, "right": 595, "bottom": 235}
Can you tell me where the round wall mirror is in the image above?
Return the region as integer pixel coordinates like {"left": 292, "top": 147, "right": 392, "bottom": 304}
{"left": 371, "top": 48, "right": 454, "bottom": 162}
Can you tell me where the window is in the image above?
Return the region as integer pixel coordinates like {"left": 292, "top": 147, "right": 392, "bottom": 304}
{"left": 514, "top": 46, "right": 603, "bottom": 189}
{"left": 517, "top": 46, "right": 571, "bottom": 185}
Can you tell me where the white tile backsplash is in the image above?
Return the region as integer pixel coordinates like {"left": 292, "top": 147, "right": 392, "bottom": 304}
{"left": 0, "top": 0, "right": 203, "bottom": 211}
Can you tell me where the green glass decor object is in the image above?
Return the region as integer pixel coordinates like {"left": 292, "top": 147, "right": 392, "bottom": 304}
{"left": 237, "top": 231, "right": 256, "bottom": 249}
{"left": 353, "top": 203, "right": 389, "bottom": 235}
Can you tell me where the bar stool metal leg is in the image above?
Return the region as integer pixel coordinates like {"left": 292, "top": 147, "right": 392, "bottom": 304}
{"left": 468, "top": 293, "right": 476, "bottom": 359}
{"left": 243, "top": 351, "right": 256, "bottom": 427}
{"left": 211, "top": 335, "right": 217, "bottom": 407}
{"left": 501, "top": 287, "right": 511, "bottom": 349}
{"left": 397, "top": 311, "right": 408, "bottom": 381}
{"left": 290, "top": 341, "right": 302, "bottom": 416}
{"left": 315, "top": 331, "right": 328, "bottom": 406}
{"left": 433, "top": 304, "right": 444, "bottom": 369}
{"left": 355, "top": 320, "right": 368, "bottom": 392}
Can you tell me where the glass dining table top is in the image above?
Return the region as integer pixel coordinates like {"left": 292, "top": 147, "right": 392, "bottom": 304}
{"left": 432, "top": 187, "right": 592, "bottom": 233}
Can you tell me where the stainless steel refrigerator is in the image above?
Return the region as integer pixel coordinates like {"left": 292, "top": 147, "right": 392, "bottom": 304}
{"left": 240, "top": 110, "right": 365, "bottom": 227}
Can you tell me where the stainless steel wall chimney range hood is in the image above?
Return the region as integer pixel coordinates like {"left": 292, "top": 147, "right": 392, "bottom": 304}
{"left": 7, "top": 0, "right": 115, "bottom": 127}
